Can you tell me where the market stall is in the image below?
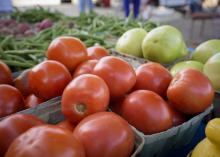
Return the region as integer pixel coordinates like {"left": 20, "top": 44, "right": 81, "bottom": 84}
{"left": 0, "top": 4, "right": 220, "bottom": 157}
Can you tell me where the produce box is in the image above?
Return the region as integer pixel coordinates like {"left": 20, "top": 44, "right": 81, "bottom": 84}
{"left": 138, "top": 106, "right": 213, "bottom": 157}
{"left": 214, "top": 92, "right": 220, "bottom": 117}
{"left": 110, "top": 49, "right": 213, "bottom": 157}
{"left": 6, "top": 97, "right": 145, "bottom": 157}
{"left": 110, "top": 50, "right": 191, "bottom": 69}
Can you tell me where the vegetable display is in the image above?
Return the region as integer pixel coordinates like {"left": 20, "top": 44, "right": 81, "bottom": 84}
{"left": 0, "top": 8, "right": 157, "bottom": 71}
{"left": 0, "top": 7, "right": 218, "bottom": 157}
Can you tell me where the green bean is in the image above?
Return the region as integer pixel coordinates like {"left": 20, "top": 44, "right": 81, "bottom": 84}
{"left": 1, "top": 60, "right": 35, "bottom": 68}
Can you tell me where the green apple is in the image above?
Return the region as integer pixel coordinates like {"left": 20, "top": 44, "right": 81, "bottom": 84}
{"left": 115, "top": 28, "right": 147, "bottom": 57}
{"left": 203, "top": 52, "right": 220, "bottom": 92}
{"left": 170, "top": 60, "right": 204, "bottom": 76}
{"left": 142, "top": 25, "right": 187, "bottom": 64}
{"left": 192, "top": 39, "right": 220, "bottom": 64}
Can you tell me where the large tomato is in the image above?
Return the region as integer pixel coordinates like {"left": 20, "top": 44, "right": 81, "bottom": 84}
{"left": 29, "top": 60, "right": 72, "bottom": 100}
{"left": 5, "top": 125, "right": 85, "bottom": 157}
{"left": 0, "top": 85, "right": 25, "bottom": 118}
{"left": 57, "top": 120, "right": 75, "bottom": 132}
{"left": 73, "top": 60, "right": 98, "bottom": 78}
{"left": 47, "top": 36, "right": 88, "bottom": 72}
{"left": 25, "top": 94, "right": 44, "bottom": 108}
{"left": 92, "top": 56, "right": 136, "bottom": 98}
{"left": 134, "top": 62, "right": 172, "bottom": 97}
{"left": 167, "top": 69, "right": 214, "bottom": 115}
{"left": 121, "top": 90, "right": 172, "bottom": 135}
{"left": 0, "top": 114, "right": 44, "bottom": 156}
{"left": 14, "top": 69, "right": 32, "bottom": 98}
{"left": 73, "top": 112, "right": 134, "bottom": 157}
{"left": 62, "top": 74, "right": 109, "bottom": 124}
{"left": 0, "top": 60, "right": 13, "bottom": 85}
{"left": 87, "top": 45, "right": 109, "bottom": 60}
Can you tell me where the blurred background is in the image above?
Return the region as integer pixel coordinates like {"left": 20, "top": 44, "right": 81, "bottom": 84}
{"left": 1, "top": 0, "right": 220, "bottom": 46}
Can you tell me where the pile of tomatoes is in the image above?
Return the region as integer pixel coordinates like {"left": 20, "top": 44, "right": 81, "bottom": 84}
{"left": 0, "top": 36, "right": 215, "bottom": 157}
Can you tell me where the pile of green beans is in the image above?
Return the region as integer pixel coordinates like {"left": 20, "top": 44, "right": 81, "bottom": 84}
{"left": 0, "top": 9, "right": 157, "bottom": 71}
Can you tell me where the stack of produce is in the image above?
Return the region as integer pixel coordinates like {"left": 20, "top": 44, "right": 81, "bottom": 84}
{"left": 191, "top": 118, "right": 220, "bottom": 157}
{"left": 0, "top": 7, "right": 157, "bottom": 71}
{"left": 0, "top": 34, "right": 214, "bottom": 156}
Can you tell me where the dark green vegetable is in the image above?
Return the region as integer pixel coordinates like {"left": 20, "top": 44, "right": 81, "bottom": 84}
{"left": 1, "top": 8, "right": 157, "bottom": 71}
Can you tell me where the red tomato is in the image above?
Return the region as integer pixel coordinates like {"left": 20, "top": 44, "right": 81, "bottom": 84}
{"left": 62, "top": 74, "right": 109, "bottom": 124}
{"left": 73, "top": 60, "right": 98, "bottom": 78}
{"left": 73, "top": 112, "right": 134, "bottom": 157}
{"left": 87, "top": 45, "right": 109, "bottom": 60}
{"left": 47, "top": 36, "right": 88, "bottom": 72}
{"left": 25, "top": 94, "right": 44, "bottom": 108}
{"left": 121, "top": 90, "right": 173, "bottom": 135}
{"left": 57, "top": 120, "right": 75, "bottom": 132}
{"left": 0, "top": 114, "right": 44, "bottom": 156}
{"left": 167, "top": 101, "right": 187, "bottom": 126}
{"left": 0, "top": 60, "right": 13, "bottom": 85}
{"left": 14, "top": 69, "right": 32, "bottom": 98}
{"left": 134, "top": 62, "right": 172, "bottom": 97}
{"left": 5, "top": 125, "right": 85, "bottom": 157}
{"left": 93, "top": 56, "right": 136, "bottom": 98}
{"left": 0, "top": 85, "right": 25, "bottom": 118}
{"left": 29, "top": 60, "right": 72, "bottom": 100}
{"left": 167, "top": 69, "right": 214, "bottom": 115}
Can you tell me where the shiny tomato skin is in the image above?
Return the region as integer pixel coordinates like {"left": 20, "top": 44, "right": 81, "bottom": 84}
{"left": 0, "top": 85, "right": 25, "bottom": 118}
{"left": 5, "top": 125, "right": 85, "bottom": 157}
{"left": 73, "top": 60, "right": 98, "bottom": 78}
{"left": 121, "top": 90, "right": 173, "bottom": 135}
{"left": 167, "top": 69, "right": 214, "bottom": 115}
{"left": 92, "top": 56, "right": 136, "bottom": 98}
{"left": 0, "top": 114, "right": 44, "bottom": 156}
{"left": 29, "top": 60, "right": 72, "bottom": 101}
{"left": 0, "top": 61, "right": 13, "bottom": 85}
{"left": 14, "top": 69, "right": 32, "bottom": 98}
{"left": 47, "top": 36, "right": 88, "bottom": 72}
{"left": 87, "top": 45, "right": 109, "bottom": 60}
{"left": 73, "top": 112, "right": 134, "bottom": 157}
{"left": 134, "top": 62, "right": 172, "bottom": 97}
{"left": 57, "top": 120, "right": 75, "bottom": 132}
{"left": 62, "top": 74, "right": 110, "bottom": 124}
{"left": 25, "top": 94, "right": 44, "bottom": 108}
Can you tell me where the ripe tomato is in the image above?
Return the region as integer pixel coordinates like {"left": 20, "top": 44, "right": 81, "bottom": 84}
{"left": 5, "top": 125, "right": 85, "bottom": 157}
{"left": 73, "top": 112, "right": 134, "bottom": 157}
{"left": 134, "top": 62, "right": 172, "bottom": 97}
{"left": 93, "top": 56, "right": 136, "bottom": 98}
{"left": 25, "top": 94, "right": 44, "bottom": 108}
{"left": 167, "top": 101, "right": 187, "bottom": 126}
{"left": 0, "top": 60, "right": 13, "bottom": 85}
{"left": 0, "top": 114, "right": 44, "bottom": 156}
{"left": 62, "top": 74, "right": 109, "bottom": 124}
{"left": 57, "top": 120, "right": 75, "bottom": 132}
{"left": 0, "top": 85, "right": 25, "bottom": 118}
{"left": 87, "top": 45, "right": 109, "bottom": 60}
{"left": 29, "top": 60, "right": 72, "bottom": 100}
{"left": 14, "top": 69, "right": 32, "bottom": 98}
{"left": 167, "top": 69, "right": 214, "bottom": 115}
{"left": 47, "top": 36, "right": 88, "bottom": 72}
{"left": 73, "top": 60, "right": 98, "bottom": 78}
{"left": 121, "top": 90, "right": 172, "bottom": 135}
